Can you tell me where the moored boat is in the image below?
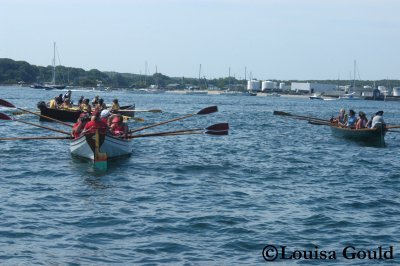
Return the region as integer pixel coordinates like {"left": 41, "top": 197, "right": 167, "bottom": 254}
{"left": 309, "top": 93, "right": 323, "bottom": 100}
{"left": 330, "top": 124, "right": 386, "bottom": 146}
{"left": 37, "top": 101, "right": 135, "bottom": 122}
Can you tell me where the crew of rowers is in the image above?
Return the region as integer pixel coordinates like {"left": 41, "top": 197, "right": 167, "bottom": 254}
{"left": 331, "top": 109, "right": 385, "bottom": 129}
{"left": 49, "top": 91, "right": 120, "bottom": 114}
{"left": 71, "top": 108, "right": 129, "bottom": 139}
{"left": 49, "top": 91, "right": 128, "bottom": 139}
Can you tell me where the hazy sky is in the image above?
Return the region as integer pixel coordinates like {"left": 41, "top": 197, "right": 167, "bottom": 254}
{"left": 1, "top": 0, "right": 399, "bottom": 80}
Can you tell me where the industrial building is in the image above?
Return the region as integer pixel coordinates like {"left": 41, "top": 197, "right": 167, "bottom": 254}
{"left": 290, "top": 82, "right": 338, "bottom": 93}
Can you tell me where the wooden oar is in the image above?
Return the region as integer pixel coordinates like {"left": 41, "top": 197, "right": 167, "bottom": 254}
{"left": 123, "top": 116, "right": 145, "bottom": 122}
{"left": 130, "top": 129, "right": 228, "bottom": 138}
{"left": 0, "top": 99, "right": 73, "bottom": 127}
{"left": 118, "top": 109, "right": 162, "bottom": 113}
{"left": 129, "top": 106, "right": 218, "bottom": 134}
{"left": 0, "top": 136, "right": 72, "bottom": 141}
{"left": 386, "top": 125, "right": 400, "bottom": 129}
{"left": 308, "top": 120, "right": 333, "bottom": 126}
{"left": 273, "top": 110, "right": 330, "bottom": 123}
{"left": 0, "top": 112, "right": 71, "bottom": 135}
{"left": 129, "top": 123, "right": 229, "bottom": 138}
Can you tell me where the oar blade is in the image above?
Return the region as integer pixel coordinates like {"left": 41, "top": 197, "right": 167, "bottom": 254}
{"left": 205, "top": 130, "right": 229, "bottom": 135}
{"left": 0, "top": 99, "right": 16, "bottom": 108}
{"left": 197, "top": 106, "right": 218, "bottom": 115}
{"left": 206, "top": 123, "right": 229, "bottom": 131}
{"left": 149, "top": 109, "right": 162, "bottom": 113}
{"left": 0, "top": 112, "right": 12, "bottom": 120}
{"left": 273, "top": 110, "right": 291, "bottom": 116}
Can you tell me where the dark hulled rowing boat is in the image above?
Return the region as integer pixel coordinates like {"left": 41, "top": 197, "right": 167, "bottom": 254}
{"left": 37, "top": 101, "right": 135, "bottom": 122}
{"left": 330, "top": 124, "right": 386, "bottom": 146}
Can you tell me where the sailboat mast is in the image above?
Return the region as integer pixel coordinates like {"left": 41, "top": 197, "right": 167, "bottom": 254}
{"left": 228, "top": 67, "right": 231, "bottom": 90}
{"left": 52, "top": 42, "right": 56, "bottom": 85}
{"left": 353, "top": 60, "right": 356, "bottom": 89}
{"left": 198, "top": 64, "right": 201, "bottom": 89}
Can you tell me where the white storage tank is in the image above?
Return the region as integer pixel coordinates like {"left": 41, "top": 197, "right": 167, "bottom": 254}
{"left": 393, "top": 87, "right": 400, "bottom": 96}
{"left": 378, "top": 86, "right": 386, "bottom": 92}
{"left": 261, "top": 81, "right": 277, "bottom": 91}
{"left": 279, "top": 82, "right": 285, "bottom": 90}
{"left": 247, "top": 80, "right": 261, "bottom": 91}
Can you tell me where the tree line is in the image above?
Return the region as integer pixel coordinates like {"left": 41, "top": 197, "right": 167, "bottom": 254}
{"left": 0, "top": 58, "right": 399, "bottom": 90}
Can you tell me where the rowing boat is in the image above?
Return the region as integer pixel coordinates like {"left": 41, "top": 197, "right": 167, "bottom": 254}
{"left": 330, "top": 123, "right": 386, "bottom": 146}
{"left": 70, "top": 132, "right": 132, "bottom": 162}
{"left": 37, "top": 101, "right": 135, "bottom": 122}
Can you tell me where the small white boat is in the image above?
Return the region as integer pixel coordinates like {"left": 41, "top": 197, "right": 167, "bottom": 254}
{"left": 309, "top": 93, "right": 323, "bottom": 100}
{"left": 70, "top": 132, "right": 132, "bottom": 163}
{"left": 338, "top": 92, "right": 363, "bottom": 100}
{"left": 265, "top": 92, "right": 280, "bottom": 97}
{"left": 220, "top": 90, "right": 256, "bottom": 96}
{"left": 185, "top": 90, "right": 208, "bottom": 95}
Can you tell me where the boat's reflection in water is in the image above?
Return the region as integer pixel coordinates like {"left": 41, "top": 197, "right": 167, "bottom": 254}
{"left": 70, "top": 154, "right": 132, "bottom": 189}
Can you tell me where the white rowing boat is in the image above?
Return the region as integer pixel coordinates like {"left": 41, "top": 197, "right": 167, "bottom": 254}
{"left": 70, "top": 132, "right": 132, "bottom": 162}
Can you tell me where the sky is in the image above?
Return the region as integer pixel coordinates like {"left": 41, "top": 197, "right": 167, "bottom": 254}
{"left": 0, "top": 0, "right": 399, "bottom": 80}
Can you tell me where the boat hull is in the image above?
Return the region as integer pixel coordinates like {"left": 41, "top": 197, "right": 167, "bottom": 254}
{"left": 37, "top": 101, "right": 135, "bottom": 122}
{"left": 330, "top": 125, "right": 385, "bottom": 146}
{"left": 70, "top": 134, "right": 132, "bottom": 161}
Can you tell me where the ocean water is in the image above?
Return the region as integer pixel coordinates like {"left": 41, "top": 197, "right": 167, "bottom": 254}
{"left": 0, "top": 86, "right": 399, "bottom": 265}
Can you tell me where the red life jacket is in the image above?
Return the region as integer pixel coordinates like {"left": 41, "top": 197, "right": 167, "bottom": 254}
{"left": 72, "top": 121, "right": 83, "bottom": 139}
{"left": 112, "top": 124, "right": 126, "bottom": 136}
{"left": 84, "top": 120, "right": 107, "bottom": 135}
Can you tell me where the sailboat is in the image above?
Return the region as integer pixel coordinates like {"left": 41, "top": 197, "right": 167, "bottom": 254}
{"left": 44, "top": 42, "right": 66, "bottom": 90}
{"left": 338, "top": 60, "right": 362, "bottom": 100}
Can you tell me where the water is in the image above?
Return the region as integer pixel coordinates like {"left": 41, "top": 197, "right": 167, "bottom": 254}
{"left": 0, "top": 87, "right": 399, "bottom": 265}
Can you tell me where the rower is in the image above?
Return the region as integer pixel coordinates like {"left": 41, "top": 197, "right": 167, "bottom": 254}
{"left": 63, "top": 90, "right": 72, "bottom": 102}
{"left": 371, "top": 111, "right": 386, "bottom": 128}
{"left": 346, "top": 110, "right": 357, "bottom": 128}
{"left": 109, "top": 114, "right": 129, "bottom": 138}
{"left": 49, "top": 97, "right": 58, "bottom": 109}
{"left": 111, "top": 99, "right": 120, "bottom": 112}
{"left": 80, "top": 99, "right": 92, "bottom": 113}
{"left": 95, "top": 98, "right": 107, "bottom": 112}
{"left": 100, "top": 109, "right": 111, "bottom": 125}
{"left": 92, "top": 95, "right": 99, "bottom": 106}
{"left": 78, "top": 96, "right": 85, "bottom": 105}
{"left": 82, "top": 111, "right": 107, "bottom": 135}
{"left": 61, "top": 99, "right": 72, "bottom": 109}
{"left": 71, "top": 113, "right": 90, "bottom": 139}
{"left": 55, "top": 94, "right": 63, "bottom": 105}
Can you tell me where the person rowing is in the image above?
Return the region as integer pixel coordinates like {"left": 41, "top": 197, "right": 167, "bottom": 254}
{"left": 92, "top": 95, "right": 99, "bottom": 106}
{"left": 370, "top": 110, "right": 386, "bottom": 129}
{"left": 330, "top": 108, "right": 348, "bottom": 127}
{"left": 356, "top": 111, "right": 368, "bottom": 129}
{"left": 81, "top": 110, "right": 107, "bottom": 135}
{"left": 71, "top": 113, "right": 90, "bottom": 139}
{"left": 55, "top": 94, "right": 63, "bottom": 105}
{"left": 95, "top": 98, "right": 107, "bottom": 112}
{"left": 61, "top": 98, "right": 72, "bottom": 109}
{"left": 80, "top": 99, "right": 92, "bottom": 113}
{"left": 109, "top": 114, "right": 129, "bottom": 138}
{"left": 346, "top": 110, "right": 357, "bottom": 129}
{"left": 100, "top": 109, "right": 111, "bottom": 125}
{"left": 49, "top": 97, "right": 58, "bottom": 109}
{"left": 111, "top": 99, "right": 120, "bottom": 112}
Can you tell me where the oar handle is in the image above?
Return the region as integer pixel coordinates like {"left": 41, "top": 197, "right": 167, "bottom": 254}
{"left": 130, "top": 113, "right": 194, "bottom": 133}
{"left": 14, "top": 118, "right": 71, "bottom": 135}
{"left": 0, "top": 136, "right": 72, "bottom": 141}
{"left": 19, "top": 107, "right": 73, "bottom": 127}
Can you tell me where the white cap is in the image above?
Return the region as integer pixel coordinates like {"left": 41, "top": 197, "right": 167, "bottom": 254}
{"left": 100, "top": 110, "right": 110, "bottom": 118}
